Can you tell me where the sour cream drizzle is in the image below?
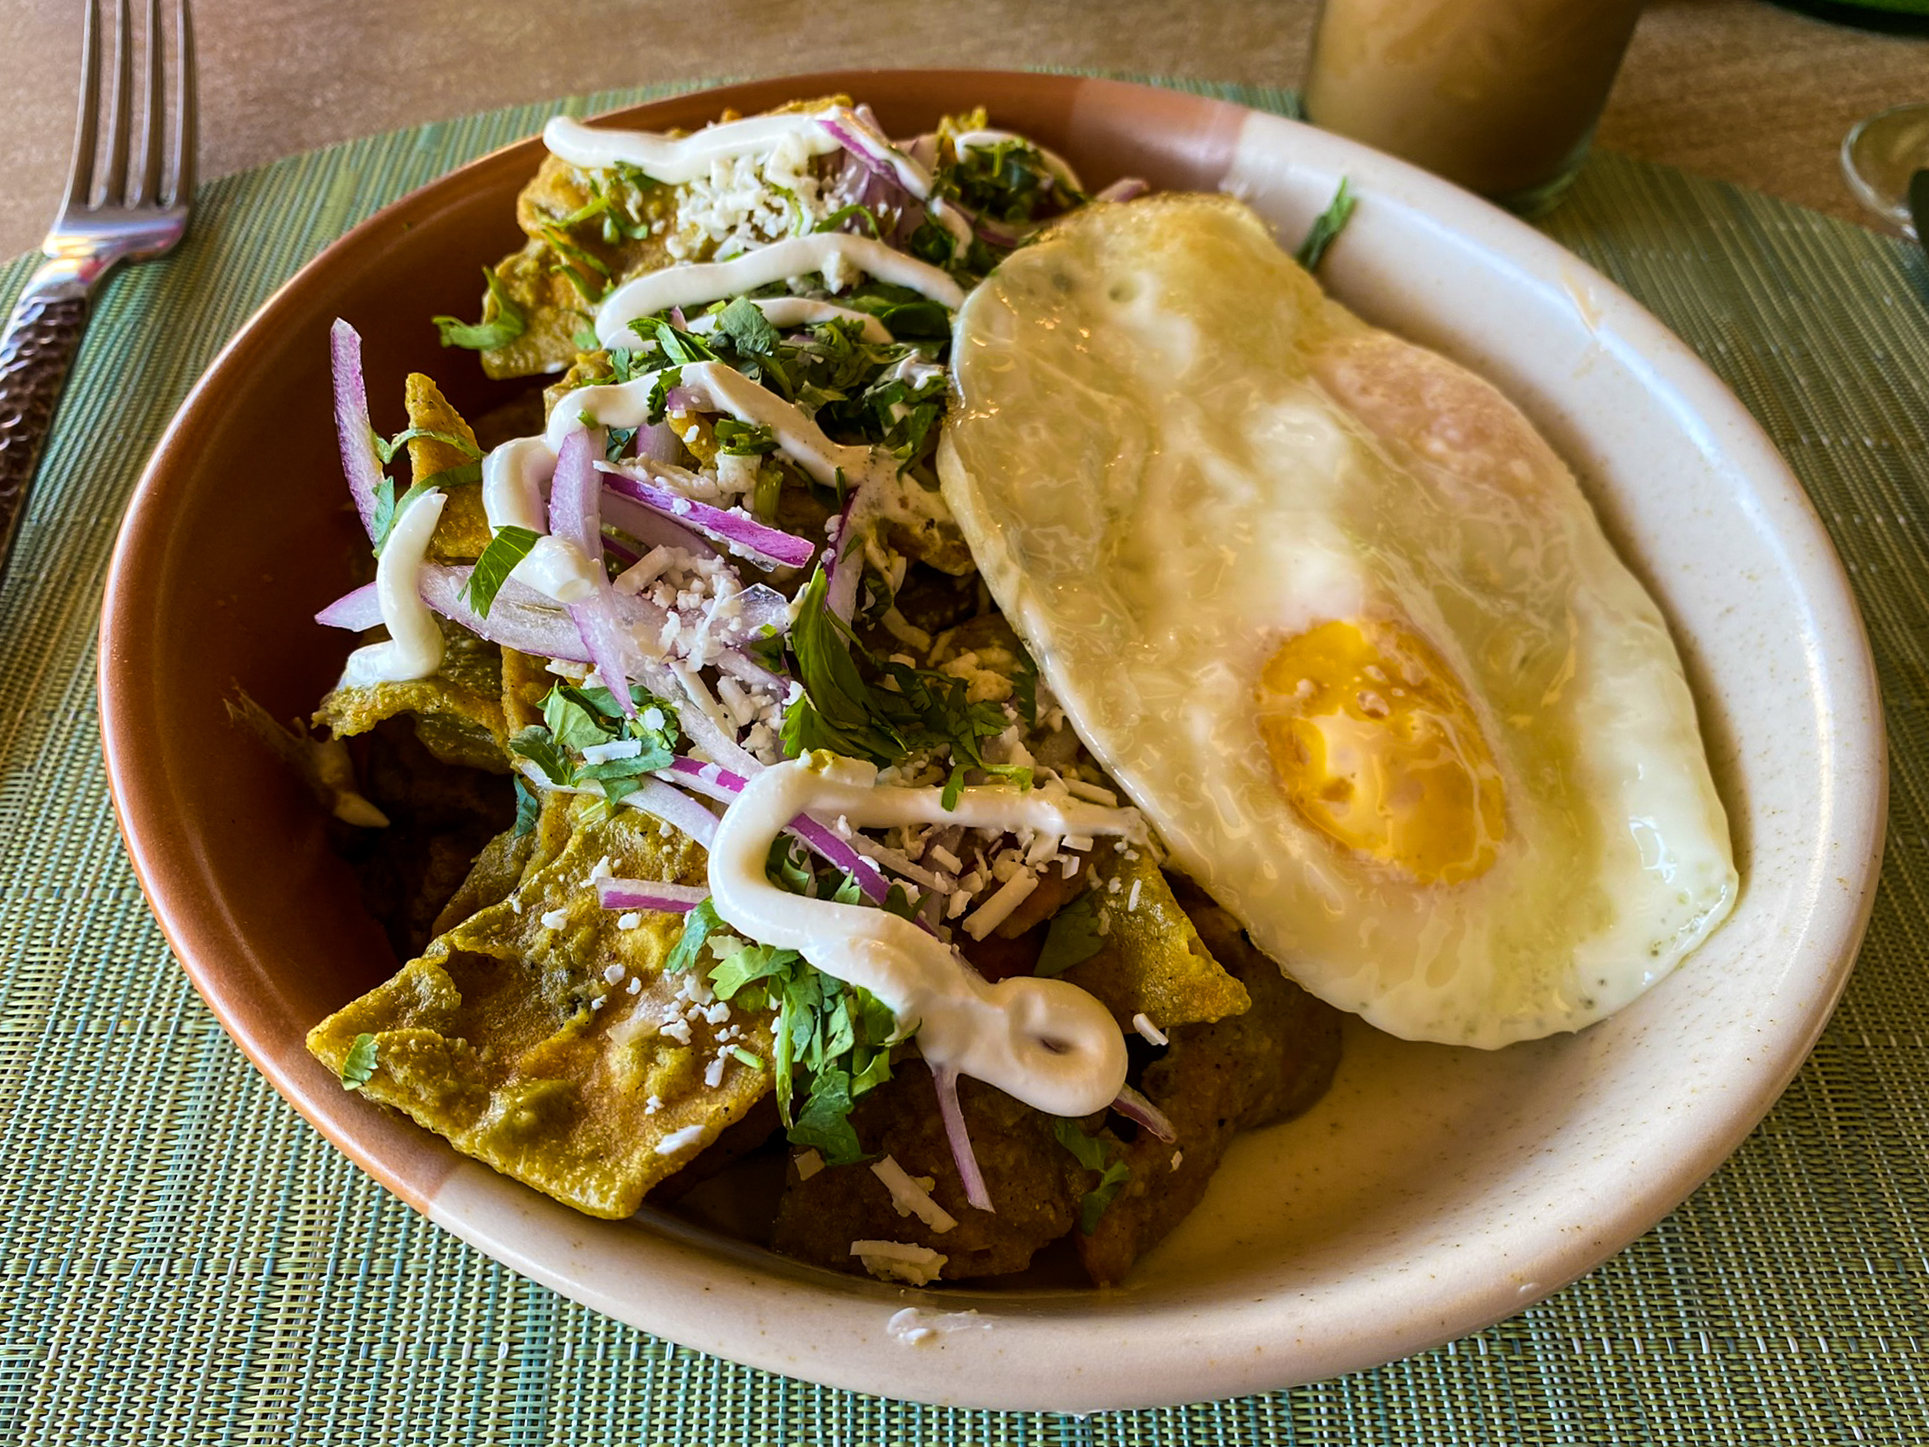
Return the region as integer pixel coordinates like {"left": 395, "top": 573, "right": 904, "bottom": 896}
{"left": 340, "top": 491, "right": 447, "bottom": 686}
{"left": 707, "top": 754, "right": 1143, "bottom": 1117}
{"left": 543, "top": 112, "right": 843, "bottom": 183}
{"left": 595, "top": 234, "right": 964, "bottom": 349}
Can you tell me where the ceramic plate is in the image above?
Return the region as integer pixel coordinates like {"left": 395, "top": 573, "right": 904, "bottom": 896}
{"left": 99, "top": 72, "right": 1885, "bottom": 1411}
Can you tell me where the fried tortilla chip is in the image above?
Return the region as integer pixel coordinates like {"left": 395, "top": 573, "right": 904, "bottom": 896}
{"left": 480, "top": 95, "right": 853, "bottom": 380}
{"left": 403, "top": 372, "right": 490, "bottom": 561}
{"left": 314, "top": 616, "right": 511, "bottom": 773}
{"left": 1073, "top": 878, "right": 1342, "bottom": 1286}
{"left": 1058, "top": 850, "right": 1251, "bottom": 1031}
{"left": 309, "top": 796, "right": 774, "bottom": 1218}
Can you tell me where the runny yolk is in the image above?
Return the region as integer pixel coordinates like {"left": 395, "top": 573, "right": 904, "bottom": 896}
{"left": 1257, "top": 618, "right": 1506, "bottom": 885}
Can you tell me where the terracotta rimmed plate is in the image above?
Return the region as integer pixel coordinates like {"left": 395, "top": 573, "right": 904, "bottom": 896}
{"left": 99, "top": 73, "right": 1885, "bottom": 1411}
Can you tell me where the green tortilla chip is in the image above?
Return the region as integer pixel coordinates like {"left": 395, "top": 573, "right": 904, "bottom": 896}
{"left": 309, "top": 797, "right": 772, "bottom": 1217}
{"left": 314, "top": 616, "right": 511, "bottom": 773}
{"left": 1059, "top": 847, "right": 1251, "bottom": 1030}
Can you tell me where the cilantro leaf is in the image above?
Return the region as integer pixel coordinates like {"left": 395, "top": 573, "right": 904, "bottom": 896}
{"left": 1036, "top": 892, "right": 1105, "bottom": 977}
{"left": 666, "top": 898, "right": 723, "bottom": 975}
{"left": 543, "top": 685, "right": 618, "bottom": 753}
{"left": 372, "top": 426, "right": 484, "bottom": 466}
{"left": 790, "top": 1067, "right": 864, "bottom": 1166}
{"left": 714, "top": 418, "right": 778, "bottom": 456}
{"left": 814, "top": 203, "right": 882, "bottom": 238}
{"left": 716, "top": 296, "right": 782, "bottom": 356}
{"left": 418, "top": 459, "right": 483, "bottom": 490}
{"left": 630, "top": 315, "right": 720, "bottom": 365}
{"left": 339, "top": 1033, "right": 378, "bottom": 1090}
{"left": 434, "top": 267, "right": 527, "bottom": 350}
{"left": 507, "top": 726, "right": 571, "bottom": 787}
{"left": 512, "top": 775, "right": 541, "bottom": 837}
{"left": 1294, "top": 177, "right": 1356, "bottom": 272}
{"left": 460, "top": 526, "right": 539, "bottom": 617}
{"left": 1052, "top": 1118, "right": 1132, "bottom": 1233}
{"left": 371, "top": 481, "right": 441, "bottom": 557}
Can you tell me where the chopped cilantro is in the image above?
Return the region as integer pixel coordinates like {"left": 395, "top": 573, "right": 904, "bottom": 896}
{"left": 1294, "top": 177, "right": 1356, "bottom": 272}
{"left": 1052, "top": 1118, "right": 1132, "bottom": 1233}
{"left": 460, "top": 525, "right": 539, "bottom": 617}
{"left": 907, "top": 218, "right": 955, "bottom": 267}
{"left": 507, "top": 726, "right": 571, "bottom": 787}
{"left": 417, "top": 459, "right": 483, "bottom": 490}
{"left": 370, "top": 480, "right": 440, "bottom": 557}
{"left": 434, "top": 267, "right": 526, "bottom": 350}
{"left": 1035, "top": 892, "right": 1105, "bottom": 977}
{"left": 780, "top": 566, "right": 1013, "bottom": 780}
{"left": 814, "top": 203, "right": 882, "bottom": 238}
{"left": 371, "top": 426, "right": 483, "bottom": 466}
{"left": 716, "top": 296, "right": 782, "bottom": 356}
{"left": 512, "top": 775, "right": 541, "bottom": 836}
{"left": 714, "top": 418, "right": 778, "bottom": 456}
{"left": 666, "top": 899, "right": 723, "bottom": 975}
{"left": 339, "top": 1033, "right": 378, "bottom": 1090}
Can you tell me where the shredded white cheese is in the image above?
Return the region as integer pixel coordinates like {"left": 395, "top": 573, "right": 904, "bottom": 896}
{"left": 1132, "top": 1012, "right": 1169, "bottom": 1047}
{"left": 851, "top": 1241, "right": 947, "bottom": 1287}
{"left": 655, "top": 1124, "right": 706, "bottom": 1157}
{"left": 871, "top": 1156, "right": 959, "bottom": 1234}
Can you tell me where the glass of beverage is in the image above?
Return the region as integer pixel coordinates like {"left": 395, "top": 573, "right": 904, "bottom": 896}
{"left": 1301, "top": 0, "right": 1648, "bottom": 217}
{"left": 1842, "top": 102, "right": 1929, "bottom": 237}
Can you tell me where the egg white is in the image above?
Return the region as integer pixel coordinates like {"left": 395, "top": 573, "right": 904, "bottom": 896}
{"left": 938, "top": 194, "right": 1737, "bottom": 1048}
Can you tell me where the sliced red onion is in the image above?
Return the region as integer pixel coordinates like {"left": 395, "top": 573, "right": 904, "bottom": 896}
{"left": 635, "top": 417, "right": 684, "bottom": 465}
{"left": 712, "top": 582, "right": 791, "bottom": 639}
{"left": 818, "top": 109, "right": 912, "bottom": 191}
{"left": 329, "top": 319, "right": 384, "bottom": 542}
{"left": 669, "top": 306, "right": 688, "bottom": 329}
{"left": 1093, "top": 177, "right": 1149, "bottom": 204}
{"left": 602, "top": 466, "right": 816, "bottom": 568}
{"left": 601, "top": 487, "right": 717, "bottom": 560}
{"left": 822, "top": 488, "right": 864, "bottom": 623}
{"left": 717, "top": 648, "right": 789, "bottom": 695}
{"left": 627, "top": 777, "right": 722, "bottom": 846}
{"left": 1111, "top": 1083, "right": 1177, "bottom": 1143}
{"left": 971, "top": 213, "right": 1024, "bottom": 249}
{"left": 663, "top": 385, "right": 701, "bottom": 413}
{"left": 419, "top": 569, "right": 592, "bottom": 661}
{"left": 903, "top": 133, "right": 937, "bottom": 172}
{"left": 552, "top": 427, "right": 646, "bottom": 717}
{"left": 931, "top": 1062, "right": 993, "bottom": 1213}
{"left": 596, "top": 877, "right": 710, "bottom": 912}
{"left": 316, "top": 582, "right": 381, "bottom": 631}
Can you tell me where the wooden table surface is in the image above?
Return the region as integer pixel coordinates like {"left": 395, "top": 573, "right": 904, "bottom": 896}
{"left": 0, "top": 0, "right": 1923, "bottom": 263}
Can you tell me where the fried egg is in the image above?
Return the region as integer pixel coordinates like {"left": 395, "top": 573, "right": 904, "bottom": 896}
{"left": 937, "top": 194, "right": 1737, "bottom": 1048}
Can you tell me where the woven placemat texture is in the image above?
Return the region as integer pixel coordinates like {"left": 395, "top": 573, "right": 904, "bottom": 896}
{"left": 0, "top": 77, "right": 1925, "bottom": 1446}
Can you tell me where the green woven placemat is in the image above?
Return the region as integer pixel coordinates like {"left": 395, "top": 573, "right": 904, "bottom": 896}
{"left": 2, "top": 77, "right": 1925, "bottom": 1445}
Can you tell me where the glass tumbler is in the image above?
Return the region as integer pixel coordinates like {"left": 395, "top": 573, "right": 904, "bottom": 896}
{"left": 1301, "top": 0, "right": 1647, "bottom": 217}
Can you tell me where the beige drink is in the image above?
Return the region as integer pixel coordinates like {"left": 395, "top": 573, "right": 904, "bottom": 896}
{"left": 1303, "top": 0, "right": 1646, "bottom": 211}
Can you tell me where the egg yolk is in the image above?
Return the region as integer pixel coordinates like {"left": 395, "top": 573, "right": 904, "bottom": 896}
{"left": 1257, "top": 618, "right": 1506, "bottom": 885}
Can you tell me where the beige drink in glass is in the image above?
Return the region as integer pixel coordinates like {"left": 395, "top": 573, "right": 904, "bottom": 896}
{"left": 1302, "top": 0, "right": 1646, "bottom": 216}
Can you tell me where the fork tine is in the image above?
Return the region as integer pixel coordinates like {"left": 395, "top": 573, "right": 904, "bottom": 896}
{"left": 63, "top": 0, "right": 102, "bottom": 210}
{"left": 103, "top": 0, "right": 134, "bottom": 207}
{"left": 131, "top": 0, "right": 163, "bottom": 207}
{"left": 168, "top": 0, "right": 196, "bottom": 209}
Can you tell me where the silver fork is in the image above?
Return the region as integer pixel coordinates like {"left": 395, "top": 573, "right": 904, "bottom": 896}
{"left": 0, "top": 0, "right": 195, "bottom": 581}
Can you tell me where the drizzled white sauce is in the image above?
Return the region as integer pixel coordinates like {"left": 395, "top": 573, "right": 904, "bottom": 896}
{"left": 687, "top": 296, "right": 894, "bottom": 344}
{"left": 543, "top": 112, "right": 843, "bottom": 184}
{"left": 340, "top": 491, "right": 447, "bottom": 686}
{"left": 706, "top": 754, "right": 1142, "bottom": 1117}
{"left": 549, "top": 360, "right": 880, "bottom": 489}
{"left": 595, "top": 234, "right": 963, "bottom": 348}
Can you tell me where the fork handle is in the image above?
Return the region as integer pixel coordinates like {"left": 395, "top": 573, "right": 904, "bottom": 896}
{"left": 0, "top": 265, "right": 92, "bottom": 579}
